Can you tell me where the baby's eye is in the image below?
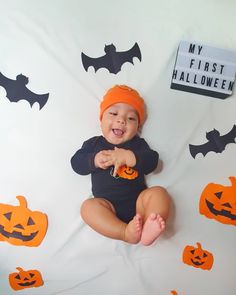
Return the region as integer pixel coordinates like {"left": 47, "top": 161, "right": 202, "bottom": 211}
{"left": 128, "top": 116, "right": 137, "bottom": 121}
{"left": 109, "top": 112, "right": 117, "bottom": 116}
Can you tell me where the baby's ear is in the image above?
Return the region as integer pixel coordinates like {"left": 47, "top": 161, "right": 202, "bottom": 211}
{"left": 138, "top": 124, "right": 143, "bottom": 134}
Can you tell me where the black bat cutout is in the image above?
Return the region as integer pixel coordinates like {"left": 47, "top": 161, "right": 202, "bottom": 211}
{"left": 81, "top": 43, "right": 142, "bottom": 74}
{"left": 189, "top": 125, "right": 236, "bottom": 158}
{"left": 0, "top": 72, "right": 49, "bottom": 109}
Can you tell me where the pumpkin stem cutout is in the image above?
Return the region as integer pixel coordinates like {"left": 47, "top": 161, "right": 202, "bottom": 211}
{"left": 0, "top": 195, "right": 48, "bottom": 246}
{"left": 9, "top": 267, "right": 44, "bottom": 290}
{"left": 182, "top": 242, "right": 214, "bottom": 270}
{"left": 199, "top": 176, "right": 236, "bottom": 225}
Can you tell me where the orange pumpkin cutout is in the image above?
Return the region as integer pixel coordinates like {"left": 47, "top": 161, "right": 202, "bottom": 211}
{"left": 199, "top": 176, "right": 236, "bottom": 226}
{"left": 170, "top": 291, "right": 178, "bottom": 295}
{"left": 0, "top": 196, "right": 48, "bottom": 246}
{"left": 9, "top": 267, "right": 44, "bottom": 290}
{"left": 182, "top": 242, "right": 214, "bottom": 270}
{"left": 116, "top": 165, "right": 138, "bottom": 180}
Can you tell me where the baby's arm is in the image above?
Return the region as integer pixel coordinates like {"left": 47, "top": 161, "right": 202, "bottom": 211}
{"left": 133, "top": 139, "right": 159, "bottom": 174}
{"left": 71, "top": 137, "right": 98, "bottom": 175}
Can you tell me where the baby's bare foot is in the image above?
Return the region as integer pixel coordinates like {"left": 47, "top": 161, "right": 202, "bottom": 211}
{"left": 124, "top": 214, "right": 142, "bottom": 244}
{"left": 141, "top": 213, "right": 165, "bottom": 246}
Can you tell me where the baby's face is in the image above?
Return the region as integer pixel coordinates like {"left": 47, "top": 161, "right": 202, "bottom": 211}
{"left": 101, "top": 103, "right": 139, "bottom": 145}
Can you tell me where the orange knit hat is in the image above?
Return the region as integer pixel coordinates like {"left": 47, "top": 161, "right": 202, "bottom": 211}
{"left": 100, "top": 85, "right": 146, "bottom": 125}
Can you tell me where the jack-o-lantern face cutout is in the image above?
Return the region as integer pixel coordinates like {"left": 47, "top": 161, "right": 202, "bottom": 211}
{"left": 182, "top": 242, "right": 214, "bottom": 270}
{"left": 116, "top": 165, "right": 138, "bottom": 180}
{"left": 0, "top": 196, "right": 48, "bottom": 246}
{"left": 199, "top": 176, "right": 236, "bottom": 225}
{"left": 9, "top": 267, "right": 44, "bottom": 290}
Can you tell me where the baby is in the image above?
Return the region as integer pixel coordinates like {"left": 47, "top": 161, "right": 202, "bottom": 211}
{"left": 71, "top": 85, "right": 170, "bottom": 246}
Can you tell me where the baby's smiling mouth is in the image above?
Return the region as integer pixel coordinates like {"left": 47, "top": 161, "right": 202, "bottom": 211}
{"left": 112, "top": 129, "right": 125, "bottom": 137}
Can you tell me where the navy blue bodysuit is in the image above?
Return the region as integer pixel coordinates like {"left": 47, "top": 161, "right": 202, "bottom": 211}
{"left": 71, "top": 135, "right": 159, "bottom": 223}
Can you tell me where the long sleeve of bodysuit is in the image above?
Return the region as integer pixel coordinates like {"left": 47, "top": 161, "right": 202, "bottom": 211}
{"left": 131, "top": 138, "right": 159, "bottom": 175}
{"left": 70, "top": 137, "right": 98, "bottom": 175}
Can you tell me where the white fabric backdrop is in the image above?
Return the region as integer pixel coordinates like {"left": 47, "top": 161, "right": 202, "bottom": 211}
{"left": 0, "top": 1, "right": 235, "bottom": 294}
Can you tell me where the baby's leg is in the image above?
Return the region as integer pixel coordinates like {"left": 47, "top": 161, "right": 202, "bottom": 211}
{"left": 80, "top": 198, "right": 142, "bottom": 244}
{"left": 136, "top": 186, "right": 170, "bottom": 246}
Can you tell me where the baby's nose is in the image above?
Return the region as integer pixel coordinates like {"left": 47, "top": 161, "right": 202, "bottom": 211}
{"left": 117, "top": 116, "right": 125, "bottom": 124}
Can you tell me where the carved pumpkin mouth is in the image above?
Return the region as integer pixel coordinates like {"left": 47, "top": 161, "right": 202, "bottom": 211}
{"left": 0, "top": 225, "right": 38, "bottom": 241}
{"left": 191, "top": 259, "right": 205, "bottom": 266}
{"left": 18, "top": 281, "right": 36, "bottom": 286}
{"left": 124, "top": 169, "right": 134, "bottom": 175}
{"left": 205, "top": 199, "right": 236, "bottom": 220}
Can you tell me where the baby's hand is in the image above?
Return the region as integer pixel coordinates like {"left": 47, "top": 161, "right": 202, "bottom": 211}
{"left": 110, "top": 147, "right": 136, "bottom": 176}
{"left": 94, "top": 150, "right": 114, "bottom": 169}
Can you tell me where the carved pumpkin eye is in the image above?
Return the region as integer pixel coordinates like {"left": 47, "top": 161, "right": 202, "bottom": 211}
{"left": 4, "top": 212, "right": 12, "bottom": 220}
{"left": 182, "top": 242, "right": 214, "bottom": 270}
{"left": 215, "top": 192, "right": 222, "bottom": 199}
{"left": 27, "top": 217, "right": 35, "bottom": 226}
{"left": 199, "top": 177, "right": 236, "bottom": 226}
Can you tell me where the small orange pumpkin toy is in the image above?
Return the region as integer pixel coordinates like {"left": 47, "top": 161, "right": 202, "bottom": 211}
{"left": 199, "top": 176, "right": 236, "bottom": 225}
{"left": 116, "top": 165, "right": 138, "bottom": 180}
{"left": 0, "top": 195, "right": 48, "bottom": 246}
{"left": 182, "top": 242, "right": 214, "bottom": 270}
{"left": 9, "top": 267, "right": 44, "bottom": 290}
